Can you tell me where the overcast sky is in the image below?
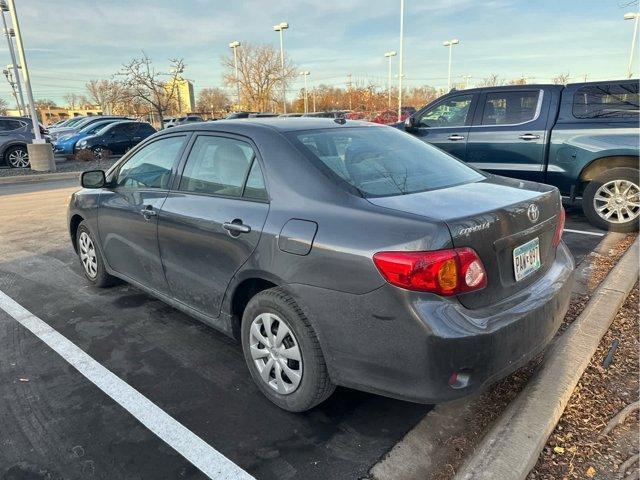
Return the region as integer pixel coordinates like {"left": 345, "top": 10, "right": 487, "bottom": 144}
{"left": 1, "top": 0, "right": 636, "bottom": 105}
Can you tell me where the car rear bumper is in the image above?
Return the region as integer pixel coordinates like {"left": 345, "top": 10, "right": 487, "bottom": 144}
{"left": 287, "top": 241, "right": 574, "bottom": 404}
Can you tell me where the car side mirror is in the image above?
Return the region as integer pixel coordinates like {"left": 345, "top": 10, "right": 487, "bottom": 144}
{"left": 81, "top": 170, "right": 106, "bottom": 189}
{"left": 405, "top": 115, "right": 418, "bottom": 131}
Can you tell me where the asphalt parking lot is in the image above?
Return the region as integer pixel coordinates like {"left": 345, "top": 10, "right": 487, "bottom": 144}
{"left": 0, "top": 179, "right": 605, "bottom": 480}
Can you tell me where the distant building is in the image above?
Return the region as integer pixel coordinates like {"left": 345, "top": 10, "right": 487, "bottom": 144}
{"left": 6, "top": 106, "right": 103, "bottom": 125}
{"left": 165, "top": 77, "right": 195, "bottom": 114}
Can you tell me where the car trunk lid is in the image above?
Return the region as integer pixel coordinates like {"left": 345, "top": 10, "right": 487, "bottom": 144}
{"left": 366, "top": 177, "right": 562, "bottom": 309}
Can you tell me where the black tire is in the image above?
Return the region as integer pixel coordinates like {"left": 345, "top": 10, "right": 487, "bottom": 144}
{"left": 5, "top": 144, "right": 29, "bottom": 168}
{"left": 582, "top": 167, "right": 639, "bottom": 233}
{"left": 241, "top": 287, "right": 335, "bottom": 412}
{"left": 76, "top": 221, "right": 117, "bottom": 287}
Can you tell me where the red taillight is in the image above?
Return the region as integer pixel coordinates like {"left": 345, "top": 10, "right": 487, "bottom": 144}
{"left": 373, "top": 247, "right": 487, "bottom": 295}
{"left": 553, "top": 206, "right": 565, "bottom": 247}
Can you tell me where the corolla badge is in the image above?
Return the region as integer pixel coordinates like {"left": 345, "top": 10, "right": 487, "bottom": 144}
{"left": 527, "top": 204, "right": 540, "bottom": 223}
{"left": 459, "top": 222, "right": 490, "bottom": 236}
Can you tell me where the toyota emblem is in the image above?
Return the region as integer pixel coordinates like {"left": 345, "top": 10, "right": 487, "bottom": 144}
{"left": 527, "top": 204, "right": 540, "bottom": 223}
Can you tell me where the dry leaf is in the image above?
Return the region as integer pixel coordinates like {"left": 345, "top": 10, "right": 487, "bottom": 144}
{"left": 553, "top": 446, "right": 565, "bottom": 454}
{"left": 586, "top": 466, "right": 596, "bottom": 477}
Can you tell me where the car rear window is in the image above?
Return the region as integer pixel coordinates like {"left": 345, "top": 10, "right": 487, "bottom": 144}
{"left": 572, "top": 83, "right": 639, "bottom": 119}
{"left": 288, "top": 126, "right": 484, "bottom": 197}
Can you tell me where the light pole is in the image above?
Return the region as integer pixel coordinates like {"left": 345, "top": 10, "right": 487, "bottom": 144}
{"left": 462, "top": 74, "right": 472, "bottom": 89}
{"left": 3, "top": 67, "right": 19, "bottom": 110}
{"left": 229, "top": 41, "right": 241, "bottom": 110}
{"left": 384, "top": 51, "right": 397, "bottom": 109}
{"left": 300, "top": 70, "right": 310, "bottom": 114}
{"left": 6, "top": 0, "right": 41, "bottom": 141}
{"left": 443, "top": 39, "right": 460, "bottom": 92}
{"left": 624, "top": 12, "right": 640, "bottom": 79}
{"left": 397, "top": 0, "right": 404, "bottom": 121}
{"left": 273, "top": 22, "right": 289, "bottom": 114}
{"left": 0, "top": 1, "right": 24, "bottom": 115}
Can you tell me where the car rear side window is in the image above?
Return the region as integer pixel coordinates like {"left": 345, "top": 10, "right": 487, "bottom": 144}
{"left": 115, "top": 135, "right": 187, "bottom": 189}
{"left": 0, "top": 119, "right": 25, "bottom": 131}
{"left": 290, "top": 126, "right": 484, "bottom": 197}
{"left": 481, "top": 91, "right": 540, "bottom": 125}
{"left": 179, "top": 135, "right": 256, "bottom": 198}
{"left": 572, "top": 83, "right": 639, "bottom": 118}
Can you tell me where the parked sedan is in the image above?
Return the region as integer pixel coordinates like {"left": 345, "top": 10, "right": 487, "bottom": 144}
{"left": 68, "top": 118, "right": 574, "bottom": 412}
{"left": 53, "top": 119, "right": 125, "bottom": 156}
{"left": 49, "top": 115, "right": 129, "bottom": 141}
{"left": 75, "top": 121, "right": 156, "bottom": 158}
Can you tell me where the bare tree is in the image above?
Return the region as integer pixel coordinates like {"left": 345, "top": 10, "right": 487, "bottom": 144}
{"left": 118, "top": 52, "right": 185, "bottom": 128}
{"left": 86, "top": 79, "right": 128, "bottom": 115}
{"left": 478, "top": 74, "right": 503, "bottom": 87}
{"left": 0, "top": 97, "right": 8, "bottom": 115}
{"left": 63, "top": 93, "right": 81, "bottom": 109}
{"left": 35, "top": 98, "right": 57, "bottom": 109}
{"left": 221, "top": 43, "right": 297, "bottom": 112}
{"left": 552, "top": 73, "right": 571, "bottom": 85}
{"left": 196, "top": 87, "right": 231, "bottom": 117}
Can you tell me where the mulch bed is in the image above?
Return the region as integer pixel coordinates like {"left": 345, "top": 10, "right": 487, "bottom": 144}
{"left": 530, "top": 280, "right": 639, "bottom": 480}
{"left": 424, "top": 234, "right": 637, "bottom": 480}
{"left": 0, "top": 157, "right": 118, "bottom": 178}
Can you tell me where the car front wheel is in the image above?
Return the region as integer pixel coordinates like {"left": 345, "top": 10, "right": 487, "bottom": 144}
{"left": 582, "top": 167, "right": 639, "bottom": 232}
{"left": 76, "top": 221, "right": 116, "bottom": 287}
{"left": 241, "top": 287, "right": 335, "bottom": 412}
{"left": 5, "top": 145, "right": 29, "bottom": 168}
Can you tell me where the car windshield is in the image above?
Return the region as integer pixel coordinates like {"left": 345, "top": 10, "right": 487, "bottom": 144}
{"left": 80, "top": 122, "right": 113, "bottom": 134}
{"left": 288, "top": 126, "right": 484, "bottom": 197}
{"left": 96, "top": 123, "right": 124, "bottom": 135}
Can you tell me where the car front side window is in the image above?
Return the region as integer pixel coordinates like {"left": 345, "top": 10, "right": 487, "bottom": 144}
{"left": 115, "top": 135, "right": 187, "bottom": 189}
{"left": 418, "top": 95, "right": 473, "bottom": 128}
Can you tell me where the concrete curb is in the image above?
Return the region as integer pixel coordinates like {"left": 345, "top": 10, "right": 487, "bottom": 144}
{"left": 0, "top": 171, "right": 80, "bottom": 185}
{"left": 454, "top": 237, "right": 639, "bottom": 480}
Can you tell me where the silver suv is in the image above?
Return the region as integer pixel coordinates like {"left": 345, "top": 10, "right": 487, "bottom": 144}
{"left": 0, "top": 116, "right": 44, "bottom": 168}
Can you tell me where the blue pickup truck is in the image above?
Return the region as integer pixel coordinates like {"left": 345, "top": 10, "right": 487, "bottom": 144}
{"left": 404, "top": 79, "right": 639, "bottom": 232}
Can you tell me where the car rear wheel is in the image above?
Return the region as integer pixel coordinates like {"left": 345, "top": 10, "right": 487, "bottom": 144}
{"left": 241, "top": 287, "right": 335, "bottom": 412}
{"left": 5, "top": 145, "right": 29, "bottom": 168}
{"left": 76, "top": 221, "right": 117, "bottom": 287}
{"left": 582, "top": 167, "right": 639, "bottom": 232}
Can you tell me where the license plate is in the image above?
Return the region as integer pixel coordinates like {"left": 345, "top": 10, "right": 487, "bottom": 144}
{"left": 513, "top": 237, "right": 541, "bottom": 282}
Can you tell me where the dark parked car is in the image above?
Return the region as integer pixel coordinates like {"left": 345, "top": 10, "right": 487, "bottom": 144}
{"left": 303, "top": 110, "right": 349, "bottom": 119}
{"left": 163, "top": 115, "right": 204, "bottom": 128}
{"left": 404, "top": 79, "right": 639, "bottom": 231}
{"left": 75, "top": 121, "right": 156, "bottom": 158}
{"left": 68, "top": 118, "right": 573, "bottom": 412}
{"left": 0, "top": 116, "right": 48, "bottom": 168}
{"left": 226, "top": 111, "right": 258, "bottom": 119}
{"left": 49, "top": 115, "right": 129, "bottom": 141}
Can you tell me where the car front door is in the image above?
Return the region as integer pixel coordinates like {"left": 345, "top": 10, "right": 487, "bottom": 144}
{"left": 98, "top": 134, "right": 189, "bottom": 294}
{"left": 407, "top": 93, "right": 477, "bottom": 160}
{"left": 106, "top": 124, "right": 131, "bottom": 154}
{"left": 466, "top": 89, "right": 549, "bottom": 182}
{"left": 158, "top": 133, "right": 269, "bottom": 318}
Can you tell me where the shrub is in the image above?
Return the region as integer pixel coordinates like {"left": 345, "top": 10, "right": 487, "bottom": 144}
{"left": 74, "top": 149, "right": 94, "bottom": 162}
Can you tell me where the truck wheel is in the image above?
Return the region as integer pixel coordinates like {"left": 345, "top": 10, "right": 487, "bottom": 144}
{"left": 241, "top": 287, "right": 335, "bottom": 412}
{"left": 582, "top": 167, "right": 639, "bottom": 232}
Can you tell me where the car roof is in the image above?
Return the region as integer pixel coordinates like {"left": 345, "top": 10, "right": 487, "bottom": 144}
{"left": 166, "top": 117, "right": 378, "bottom": 134}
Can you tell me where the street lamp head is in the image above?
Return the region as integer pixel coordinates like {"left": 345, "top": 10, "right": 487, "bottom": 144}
{"left": 274, "top": 22, "right": 289, "bottom": 31}
{"left": 0, "top": 1, "right": 8, "bottom": 12}
{"left": 229, "top": 41, "right": 241, "bottom": 48}
{"left": 4, "top": 27, "right": 14, "bottom": 37}
{"left": 385, "top": 51, "right": 397, "bottom": 57}
{"left": 300, "top": 70, "right": 310, "bottom": 76}
{"left": 624, "top": 12, "right": 639, "bottom": 20}
{"left": 443, "top": 39, "right": 460, "bottom": 46}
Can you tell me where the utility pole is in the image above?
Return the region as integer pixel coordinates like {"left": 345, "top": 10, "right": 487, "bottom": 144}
{"left": 462, "top": 74, "right": 472, "bottom": 89}
{"left": 443, "top": 38, "right": 460, "bottom": 91}
{"left": 397, "top": 0, "right": 404, "bottom": 121}
{"left": 0, "top": 1, "right": 24, "bottom": 115}
{"left": 3, "top": 67, "right": 19, "bottom": 110}
{"left": 312, "top": 88, "right": 316, "bottom": 112}
{"left": 624, "top": 12, "right": 639, "bottom": 78}
{"left": 347, "top": 73, "right": 352, "bottom": 110}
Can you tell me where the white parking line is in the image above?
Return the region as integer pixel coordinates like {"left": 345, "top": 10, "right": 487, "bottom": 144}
{"left": 563, "top": 228, "right": 605, "bottom": 237}
{"left": 0, "top": 289, "right": 254, "bottom": 480}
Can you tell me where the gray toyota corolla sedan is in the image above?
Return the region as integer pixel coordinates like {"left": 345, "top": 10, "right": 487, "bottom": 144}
{"left": 68, "top": 118, "right": 574, "bottom": 412}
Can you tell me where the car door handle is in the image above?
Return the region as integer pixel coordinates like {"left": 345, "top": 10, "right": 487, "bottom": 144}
{"left": 448, "top": 134, "right": 465, "bottom": 141}
{"left": 223, "top": 221, "right": 251, "bottom": 234}
{"left": 140, "top": 208, "right": 157, "bottom": 220}
{"left": 518, "top": 133, "right": 540, "bottom": 140}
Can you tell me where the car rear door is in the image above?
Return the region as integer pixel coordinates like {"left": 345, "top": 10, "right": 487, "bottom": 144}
{"left": 407, "top": 93, "right": 478, "bottom": 160}
{"left": 98, "top": 133, "right": 189, "bottom": 294}
{"left": 466, "top": 88, "right": 549, "bottom": 182}
{"left": 157, "top": 133, "right": 269, "bottom": 318}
